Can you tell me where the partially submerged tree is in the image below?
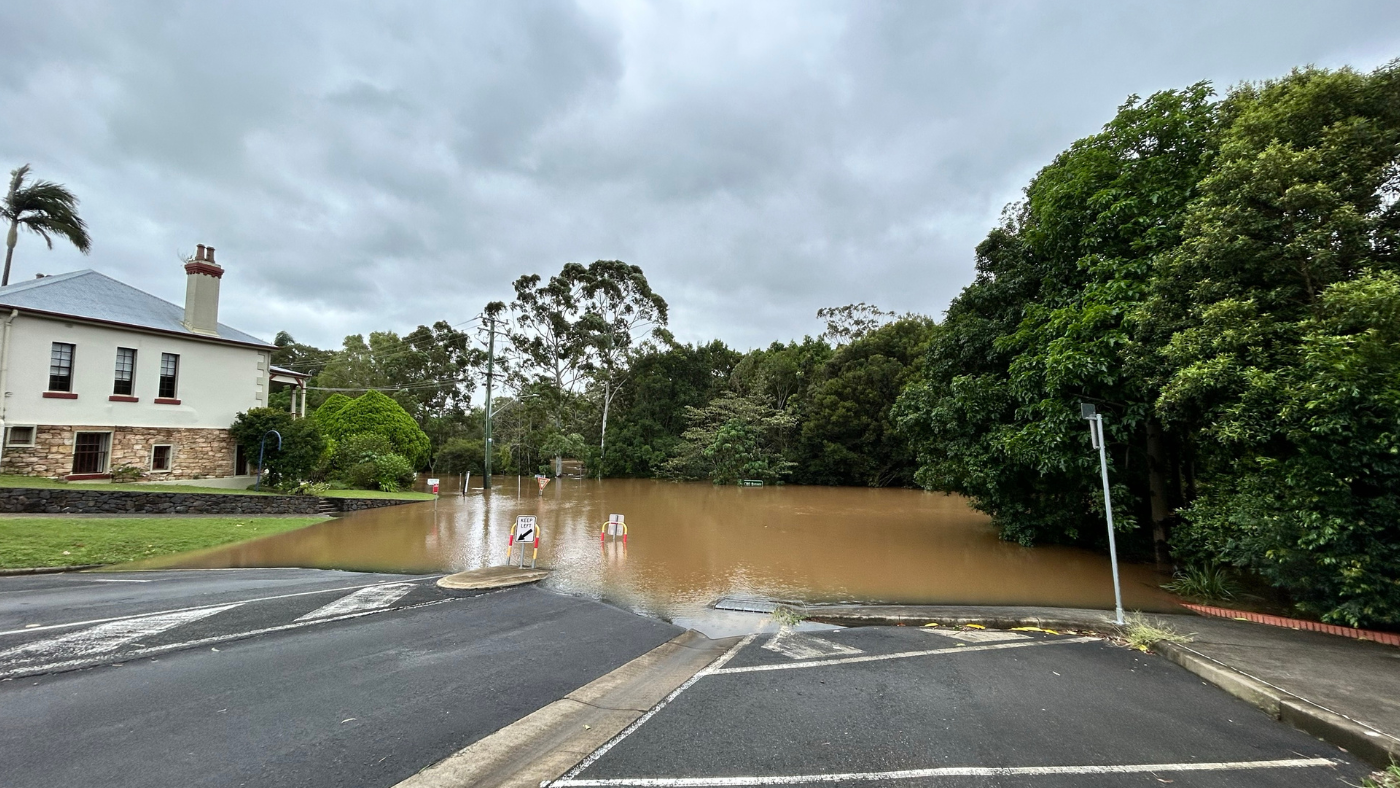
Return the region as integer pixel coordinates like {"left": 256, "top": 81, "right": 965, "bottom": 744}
{"left": 2, "top": 164, "right": 91, "bottom": 286}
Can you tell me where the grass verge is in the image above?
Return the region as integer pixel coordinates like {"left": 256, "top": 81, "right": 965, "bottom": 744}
{"left": 0, "top": 516, "right": 324, "bottom": 569}
{"left": 0, "top": 474, "right": 273, "bottom": 496}
{"left": 320, "top": 488, "right": 436, "bottom": 500}
{"left": 0, "top": 475, "right": 435, "bottom": 500}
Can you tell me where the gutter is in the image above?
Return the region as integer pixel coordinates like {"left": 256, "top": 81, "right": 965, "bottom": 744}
{"left": 0, "top": 309, "right": 19, "bottom": 471}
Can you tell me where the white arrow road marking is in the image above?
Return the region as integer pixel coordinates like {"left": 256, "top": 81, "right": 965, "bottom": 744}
{"left": 296, "top": 583, "right": 415, "bottom": 621}
{"left": 922, "top": 629, "right": 1028, "bottom": 643}
{"left": 0, "top": 604, "right": 240, "bottom": 664}
{"left": 762, "top": 627, "right": 862, "bottom": 660}
{"left": 548, "top": 757, "right": 1337, "bottom": 786}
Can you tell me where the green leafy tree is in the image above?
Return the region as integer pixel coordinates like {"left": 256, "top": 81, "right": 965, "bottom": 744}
{"left": 897, "top": 84, "right": 1220, "bottom": 553}
{"left": 663, "top": 393, "right": 796, "bottom": 484}
{"left": 575, "top": 260, "right": 669, "bottom": 470}
{"left": 598, "top": 340, "right": 741, "bottom": 477}
{"left": 3, "top": 164, "right": 91, "bottom": 286}
{"left": 797, "top": 316, "right": 936, "bottom": 487}
{"left": 506, "top": 264, "right": 591, "bottom": 474}
{"left": 313, "top": 390, "right": 431, "bottom": 467}
{"left": 229, "top": 408, "right": 326, "bottom": 486}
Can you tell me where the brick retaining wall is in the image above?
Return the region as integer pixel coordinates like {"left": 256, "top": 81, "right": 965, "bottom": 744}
{"left": 0, "top": 487, "right": 427, "bottom": 515}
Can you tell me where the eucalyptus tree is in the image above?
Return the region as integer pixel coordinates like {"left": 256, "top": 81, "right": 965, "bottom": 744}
{"left": 575, "top": 260, "right": 669, "bottom": 470}
{"left": 3, "top": 164, "right": 91, "bottom": 286}
{"left": 505, "top": 264, "right": 591, "bottom": 474}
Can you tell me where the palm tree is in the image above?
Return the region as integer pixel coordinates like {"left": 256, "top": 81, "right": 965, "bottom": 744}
{"left": 2, "top": 164, "right": 91, "bottom": 287}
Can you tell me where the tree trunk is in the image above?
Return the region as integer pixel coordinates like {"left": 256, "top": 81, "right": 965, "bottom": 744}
{"left": 1145, "top": 418, "right": 1177, "bottom": 570}
{"left": 599, "top": 380, "right": 613, "bottom": 479}
{"left": 3, "top": 220, "right": 18, "bottom": 287}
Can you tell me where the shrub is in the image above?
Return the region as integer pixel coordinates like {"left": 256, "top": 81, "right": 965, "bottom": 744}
{"left": 435, "top": 437, "right": 486, "bottom": 476}
{"left": 230, "top": 408, "right": 326, "bottom": 486}
{"left": 330, "top": 433, "right": 396, "bottom": 474}
{"left": 110, "top": 464, "right": 145, "bottom": 483}
{"left": 1162, "top": 565, "right": 1240, "bottom": 603}
{"left": 313, "top": 391, "right": 430, "bottom": 467}
{"left": 347, "top": 452, "right": 414, "bottom": 491}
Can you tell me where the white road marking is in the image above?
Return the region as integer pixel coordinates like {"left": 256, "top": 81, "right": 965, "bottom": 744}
{"left": 763, "top": 627, "right": 862, "bottom": 660}
{"left": 552, "top": 634, "right": 758, "bottom": 785}
{"left": 710, "top": 636, "right": 1098, "bottom": 675}
{"left": 81, "top": 578, "right": 154, "bottom": 583}
{"left": 0, "top": 576, "right": 442, "bottom": 637}
{"left": 922, "top": 629, "right": 1028, "bottom": 643}
{"left": 551, "top": 758, "right": 1336, "bottom": 786}
{"left": 295, "top": 583, "right": 416, "bottom": 621}
{"left": 0, "top": 597, "right": 454, "bottom": 680}
{"left": 0, "top": 605, "right": 240, "bottom": 663}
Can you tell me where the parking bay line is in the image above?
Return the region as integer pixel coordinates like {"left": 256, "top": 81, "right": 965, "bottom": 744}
{"left": 551, "top": 757, "right": 1337, "bottom": 786}
{"left": 707, "top": 636, "right": 1099, "bottom": 675}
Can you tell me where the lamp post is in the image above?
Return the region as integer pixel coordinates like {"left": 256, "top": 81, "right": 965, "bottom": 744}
{"left": 254, "top": 429, "right": 283, "bottom": 492}
{"left": 1081, "top": 403, "right": 1125, "bottom": 625}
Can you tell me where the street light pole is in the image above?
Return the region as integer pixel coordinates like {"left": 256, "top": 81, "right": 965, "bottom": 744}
{"left": 1081, "top": 403, "right": 1125, "bottom": 625}
{"left": 483, "top": 313, "right": 495, "bottom": 491}
{"left": 254, "top": 429, "right": 283, "bottom": 492}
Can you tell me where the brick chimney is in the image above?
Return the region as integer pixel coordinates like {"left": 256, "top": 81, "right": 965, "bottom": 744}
{"left": 183, "top": 244, "right": 224, "bottom": 335}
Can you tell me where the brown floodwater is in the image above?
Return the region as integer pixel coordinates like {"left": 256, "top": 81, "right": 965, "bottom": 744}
{"left": 132, "top": 477, "right": 1180, "bottom": 623}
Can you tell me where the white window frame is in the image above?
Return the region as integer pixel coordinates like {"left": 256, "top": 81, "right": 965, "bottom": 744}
{"left": 5, "top": 425, "right": 37, "bottom": 448}
{"left": 72, "top": 430, "right": 113, "bottom": 475}
{"left": 150, "top": 443, "right": 174, "bottom": 473}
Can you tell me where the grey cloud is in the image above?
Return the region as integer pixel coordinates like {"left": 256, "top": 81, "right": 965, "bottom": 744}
{"left": 0, "top": 0, "right": 1397, "bottom": 353}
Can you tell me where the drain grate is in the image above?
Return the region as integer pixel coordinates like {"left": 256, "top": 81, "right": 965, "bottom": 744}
{"left": 712, "top": 597, "right": 779, "bottom": 614}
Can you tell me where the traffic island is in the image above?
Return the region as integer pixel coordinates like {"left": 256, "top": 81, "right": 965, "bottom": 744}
{"left": 436, "top": 565, "right": 551, "bottom": 591}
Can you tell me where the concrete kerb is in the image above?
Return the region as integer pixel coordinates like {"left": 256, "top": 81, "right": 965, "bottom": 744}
{"left": 394, "top": 629, "right": 739, "bottom": 788}
{"left": 805, "top": 604, "right": 1400, "bottom": 769}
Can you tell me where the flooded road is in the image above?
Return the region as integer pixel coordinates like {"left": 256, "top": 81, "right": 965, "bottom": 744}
{"left": 132, "top": 478, "right": 1180, "bottom": 622}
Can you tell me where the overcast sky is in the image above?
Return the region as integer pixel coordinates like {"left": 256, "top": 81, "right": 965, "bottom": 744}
{"left": 1, "top": 2, "right": 1397, "bottom": 351}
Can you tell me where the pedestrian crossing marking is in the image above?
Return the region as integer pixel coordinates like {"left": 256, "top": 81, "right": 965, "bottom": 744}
{"left": 295, "top": 583, "right": 416, "bottom": 621}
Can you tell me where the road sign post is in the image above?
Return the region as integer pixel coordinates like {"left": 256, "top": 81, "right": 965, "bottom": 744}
{"left": 1081, "top": 403, "right": 1125, "bottom": 625}
{"left": 508, "top": 515, "right": 540, "bottom": 568}
{"left": 427, "top": 477, "right": 440, "bottom": 495}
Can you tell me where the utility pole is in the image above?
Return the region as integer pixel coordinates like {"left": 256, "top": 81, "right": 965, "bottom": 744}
{"left": 483, "top": 313, "right": 496, "bottom": 490}
{"left": 1081, "top": 403, "right": 1125, "bottom": 625}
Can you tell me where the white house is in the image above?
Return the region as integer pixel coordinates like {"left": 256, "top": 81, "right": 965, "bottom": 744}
{"left": 0, "top": 245, "right": 308, "bottom": 480}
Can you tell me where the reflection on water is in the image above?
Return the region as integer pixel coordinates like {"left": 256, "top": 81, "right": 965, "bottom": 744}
{"left": 131, "top": 477, "right": 1179, "bottom": 620}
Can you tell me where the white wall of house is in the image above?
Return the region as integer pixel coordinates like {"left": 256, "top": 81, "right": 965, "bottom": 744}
{"left": 3, "top": 313, "right": 271, "bottom": 429}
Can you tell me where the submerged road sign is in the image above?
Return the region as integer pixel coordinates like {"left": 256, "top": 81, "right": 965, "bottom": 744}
{"left": 601, "top": 513, "right": 627, "bottom": 544}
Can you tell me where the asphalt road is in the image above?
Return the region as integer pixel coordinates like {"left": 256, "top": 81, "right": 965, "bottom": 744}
{"left": 555, "top": 625, "right": 1372, "bottom": 787}
{"left": 0, "top": 569, "right": 681, "bottom": 788}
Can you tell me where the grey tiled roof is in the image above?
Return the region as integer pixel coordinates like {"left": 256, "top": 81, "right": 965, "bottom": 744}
{"left": 0, "top": 269, "right": 273, "bottom": 348}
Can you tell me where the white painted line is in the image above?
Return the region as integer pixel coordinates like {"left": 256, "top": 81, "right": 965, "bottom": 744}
{"left": 0, "top": 604, "right": 240, "bottom": 663}
{"left": 710, "top": 636, "right": 1098, "bottom": 675}
{"left": 295, "top": 583, "right": 415, "bottom": 621}
{"left": 0, "top": 597, "right": 454, "bottom": 680}
{"left": 762, "top": 627, "right": 862, "bottom": 660}
{"left": 552, "top": 757, "right": 1336, "bottom": 786}
{"left": 550, "top": 634, "right": 758, "bottom": 786}
{"left": 81, "top": 579, "right": 154, "bottom": 583}
{"left": 0, "top": 576, "right": 443, "bottom": 637}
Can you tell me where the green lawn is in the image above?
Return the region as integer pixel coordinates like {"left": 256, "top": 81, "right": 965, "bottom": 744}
{"left": 0, "top": 516, "right": 326, "bottom": 569}
{"left": 0, "top": 475, "right": 435, "bottom": 501}
{"left": 320, "top": 488, "right": 436, "bottom": 500}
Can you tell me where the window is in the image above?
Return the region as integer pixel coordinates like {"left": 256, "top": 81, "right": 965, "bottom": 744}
{"left": 151, "top": 444, "right": 172, "bottom": 472}
{"left": 113, "top": 347, "right": 136, "bottom": 396}
{"left": 6, "top": 426, "right": 35, "bottom": 447}
{"left": 159, "top": 353, "right": 179, "bottom": 399}
{"left": 49, "top": 343, "right": 75, "bottom": 392}
{"left": 72, "top": 432, "right": 111, "bottom": 475}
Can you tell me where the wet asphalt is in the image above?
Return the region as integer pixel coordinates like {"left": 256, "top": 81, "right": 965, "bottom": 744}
{"left": 0, "top": 570, "right": 681, "bottom": 788}
{"left": 563, "top": 626, "right": 1372, "bottom": 787}
{"left": 0, "top": 570, "right": 1378, "bottom": 788}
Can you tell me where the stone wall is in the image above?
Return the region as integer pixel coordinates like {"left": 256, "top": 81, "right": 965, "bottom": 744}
{"left": 2, "top": 425, "right": 235, "bottom": 480}
{"left": 0, "top": 488, "right": 429, "bottom": 515}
